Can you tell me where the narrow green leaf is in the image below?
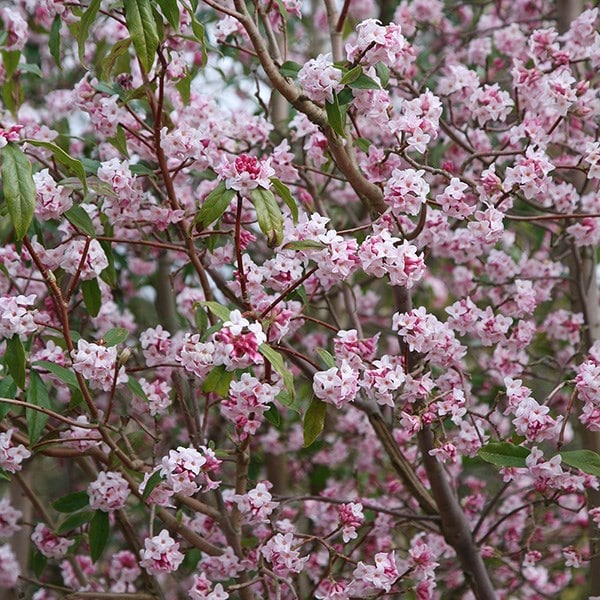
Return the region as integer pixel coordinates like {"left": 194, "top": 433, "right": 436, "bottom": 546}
{"left": 316, "top": 348, "right": 336, "bottom": 369}
{"left": 303, "top": 396, "right": 327, "bottom": 447}
{"left": 325, "top": 93, "right": 346, "bottom": 136}
{"left": 175, "top": 70, "right": 191, "bottom": 104}
{"left": 279, "top": 61, "right": 302, "bottom": 78}
{"left": 64, "top": 205, "right": 96, "bottom": 236}
{"left": 142, "top": 470, "right": 165, "bottom": 501}
{"left": 155, "top": 0, "right": 180, "bottom": 29}
{"left": 355, "top": 137, "right": 371, "bottom": 153}
{"left": 127, "top": 377, "right": 149, "bottom": 402}
{"left": 57, "top": 510, "right": 94, "bottom": 534}
{"left": 31, "top": 551, "right": 47, "bottom": 579}
{"left": 49, "top": 15, "right": 62, "bottom": 68}
{"left": 198, "top": 301, "right": 231, "bottom": 322}
{"left": 107, "top": 125, "right": 129, "bottom": 158}
{"left": 89, "top": 509, "right": 110, "bottom": 562}
{"left": 340, "top": 65, "right": 362, "bottom": 85}
{"left": 275, "top": 389, "right": 299, "bottom": 413}
{"left": 478, "top": 442, "right": 529, "bottom": 468}
{"left": 81, "top": 278, "right": 102, "bottom": 317}
{"left": 560, "top": 450, "right": 600, "bottom": 477}
{"left": 202, "top": 365, "right": 233, "bottom": 397}
{"left": 99, "top": 240, "right": 116, "bottom": 288}
{"left": 102, "top": 327, "right": 129, "bottom": 347}
{"left": 250, "top": 187, "right": 284, "bottom": 248}
{"left": 258, "top": 344, "right": 295, "bottom": 401}
{"left": 264, "top": 403, "right": 281, "bottom": 428}
{"left": 26, "top": 371, "right": 51, "bottom": 445}
{"left": 348, "top": 73, "right": 380, "bottom": 90}
{"left": 187, "top": 10, "right": 207, "bottom": 66}
{"left": 78, "top": 0, "right": 102, "bottom": 66}
{"left": 0, "top": 376, "right": 17, "bottom": 420}
{"left": 53, "top": 491, "right": 89, "bottom": 513}
{"left": 282, "top": 240, "right": 326, "bottom": 251}
{"left": 34, "top": 361, "right": 79, "bottom": 390}
{"left": 101, "top": 38, "right": 132, "bottom": 81}
{"left": 195, "top": 182, "right": 236, "bottom": 229}
{"left": 375, "top": 62, "right": 390, "bottom": 87}
{"left": 1, "top": 51, "right": 20, "bottom": 79}
{"left": 270, "top": 177, "right": 298, "bottom": 224}
{"left": 124, "top": 0, "right": 160, "bottom": 73}
{"left": 1, "top": 143, "right": 36, "bottom": 240}
{"left": 5, "top": 335, "right": 26, "bottom": 390}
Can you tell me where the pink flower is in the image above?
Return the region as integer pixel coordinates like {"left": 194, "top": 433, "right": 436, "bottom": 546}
{"left": 139, "top": 530, "right": 184, "bottom": 575}
{"left": 0, "top": 544, "right": 20, "bottom": 588}
{"left": 0, "top": 429, "right": 31, "bottom": 473}
{"left": 298, "top": 54, "right": 343, "bottom": 103}
{"left": 160, "top": 446, "right": 221, "bottom": 496}
{"left": 261, "top": 532, "right": 309, "bottom": 575}
{"left": 31, "top": 523, "right": 75, "bottom": 559}
{"left": 88, "top": 471, "right": 130, "bottom": 512}
{"left": 233, "top": 481, "right": 279, "bottom": 523}
{"left": 313, "top": 360, "right": 359, "bottom": 408}
{"left": 0, "top": 294, "right": 38, "bottom": 340}
{"left": 71, "top": 339, "right": 128, "bottom": 392}
{"left": 339, "top": 502, "right": 364, "bottom": 543}
{"left": 383, "top": 168, "right": 430, "bottom": 216}
{"left": 0, "top": 499, "right": 22, "bottom": 537}
{"left": 216, "top": 154, "right": 275, "bottom": 194}
{"left": 352, "top": 551, "right": 399, "bottom": 593}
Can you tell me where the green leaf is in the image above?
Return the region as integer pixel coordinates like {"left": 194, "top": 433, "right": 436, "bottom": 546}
{"left": 155, "top": 0, "right": 180, "bottom": 29}
{"left": 102, "top": 327, "right": 129, "bottom": 347}
{"left": 99, "top": 240, "right": 117, "bottom": 288}
{"left": 0, "top": 468, "right": 9, "bottom": 481}
{"left": 325, "top": 93, "right": 346, "bottom": 136}
{"left": 202, "top": 365, "right": 233, "bottom": 397}
{"left": 53, "top": 491, "right": 89, "bottom": 513}
{"left": 27, "top": 371, "right": 51, "bottom": 445}
{"left": 279, "top": 60, "right": 302, "bottom": 78}
{"left": 0, "top": 376, "right": 17, "bottom": 420}
{"left": 375, "top": 62, "right": 390, "bottom": 87}
{"left": 57, "top": 510, "right": 94, "bottom": 534}
{"left": 275, "top": 389, "right": 299, "bottom": 413}
{"left": 270, "top": 177, "right": 298, "bottom": 224}
{"left": 340, "top": 65, "right": 362, "bottom": 85}
{"left": 282, "top": 240, "right": 326, "bottom": 251}
{"left": 560, "top": 450, "right": 600, "bottom": 477}
{"left": 25, "top": 140, "right": 89, "bottom": 196}
{"left": 81, "top": 278, "right": 101, "bottom": 317}
{"left": 31, "top": 551, "right": 47, "bottom": 579}
{"left": 348, "top": 73, "right": 380, "bottom": 90}
{"left": 34, "top": 361, "right": 79, "bottom": 391}
{"left": 478, "top": 442, "right": 530, "bottom": 468}
{"left": 89, "top": 510, "right": 110, "bottom": 562}
{"left": 258, "top": 344, "right": 295, "bottom": 402}
{"left": 77, "top": 0, "right": 101, "bottom": 67}
{"left": 101, "top": 37, "right": 132, "bottom": 81}
{"left": 128, "top": 377, "right": 149, "bottom": 402}
{"left": 316, "top": 348, "right": 336, "bottom": 369}
{"left": 107, "top": 124, "right": 129, "bottom": 158}
{"left": 250, "top": 187, "right": 284, "bottom": 248}
{"left": 355, "top": 137, "right": 371, "bottom": 153}
{"left": 198, "top": 301, "right": 231, "bottom": 322}
{"left": 187, "top": 9, "right": 207, "bottom": 66}
{"left": 0, "top": 143, "right": 36, "bottom": 240}
{"left": 5, "top": 335, "right": 26, "bottom": 390}
{"left": 303, "top": 396, "right": 327, "bottom": 447}
{"left": 49, "top": 15, "right": 62, "bottom": 68}
{"left": 263, "top": 403, "right": 281, "bottom": 428}
{"left": 123, "top": 0, "right": 160, "bottom": 73}
{"left": 64, "top": 205, "right": 96, "bottom": 236}
{"left": 1, "top": 51, "right": 20, "bottom": 79}
{"left": 142, "top": 470, "right": 164, "bottom": 500}
{"left": 175, "top": 70, "right": 191, "bottom": 104}
{"left": 195, "top": 182, "right": 236, "bottom": 229}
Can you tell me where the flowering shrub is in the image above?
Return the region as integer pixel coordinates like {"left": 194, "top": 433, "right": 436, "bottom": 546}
{"left": 0, "top": 0, "right": 599, "bottom": 599}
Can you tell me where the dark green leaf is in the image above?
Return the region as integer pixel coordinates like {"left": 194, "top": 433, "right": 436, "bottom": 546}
{"left": 560, "top": 450, "right": 600, "bottom": 477}
{"left": 275, "top": 389, "right": 299, "bottom": 413}
{"left": 478, "top": 442, "right": 529, "bottom": 468}
{"left": 264, "top": 403, "right": 281, "bottom": 428}
{"left": 175, "top": 70, "right": 191, "bottom": 104}
{"left": 78, "top": 0, "right": 101, "bottom": 66}
{"left": 64, "top": 205, "right": 96, "bottom": 237}
{"left": 348, "top": 73, "right": 380, "bottom": 90}
{"left": 355, "top": 137, "right": 371, "bottom": 153}
{"left": 34, "top": 361, "right": 79, "bottom": 390}
{"left": 202, "top": 365, "right": 233, "bottom": 397}
{"left": 325, "top": 93, "right": 346, "bottom": 136}
{"left": 31, "top": 551, "right": 47, "bottom": 578}
{"left": 49, "top": 15, "right": 62, "bottom": 68}
{"left": 1, "top": 143, "right": 35, "bottom": 240}
{"left": 99, "top": 240, "right": 116, "bottom": 287}
{"left": 303, "top": 396, "right": 327, "bottom": 447}
{"left": 187, "top": 10, "right": 207, "bottom": 66}
{"left": 5, "top": 336, "right": 26, "bottom": 390}
{"left": 279, "top": 61, "right": 302, "bottom": 78}
{"left": 53, "top": 491, "right": 89, "bottom": 513}
{"left": 0, "top": 468, "right": 9, "bottom": 481}
{"left": 107, "top": 125, "right": 129, "bottom": 158}
{"left": 155, "top": 0, "right": 180, "bottom": 29}
{"left": 195, "top": 182, "right": 236, "bottom": 229}
{"left": 1, "top": 51, "right": 20, "bottom": 79}
{"left": 340, "top": 65, "right": 362, "bottom": 85}
{"left": 282, "top": 240, "right": 326, "bottom": 251}
{"left": 142, "top": 470, "right": 164, "bottom": 500}
{"left": 102, "top": 327, "right": 129, "bottom": 347}
{"left": 81, "top": 278, "right": 102, "bottom": 317}
{"left": 259, "top": 344, "right": 295, "bottom": 402}
{"left": 123, "top": 0, "right": 160, "bottom": 73}
{"left": 27, "top": 371, "right": 51, "bottom": 445}
{"left": 0, "top": 376, "right": 17, "bottom": 420}
{"left": 250, "top": 187, "right": 284, "bottom": 248}
{"left": 375, "top": 62, "right": 390, "bottom": 87}
{"left": 101, "top": 37, "right": 132, "bottom": 81}
{"left": 57, "top": 510, "right": 94, "bottom": 534}
{"left": 316, "top": 348, "right": 336, "bottom": 369}
{"left": 89, "top": 510, "right": 110, "bottom": 562}
{"left": 270, "top": 177, "right": 298, "bottom": 224}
